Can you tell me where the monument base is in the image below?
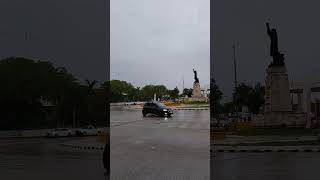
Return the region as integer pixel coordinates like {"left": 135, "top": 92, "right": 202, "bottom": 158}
{"left": 192, "top": 82, "right": 201, "bottom": 98}
{"left": 264, "top": 65, "right": 292, "bottom": 113}
{"left": 263, "top": 112, "right": 306, "bottom": 128}
{"left": 184, "top": 97, "right": 208, "bottom": 102}
{"left": 262, "top": 64, "right": 305, "bottom": 127}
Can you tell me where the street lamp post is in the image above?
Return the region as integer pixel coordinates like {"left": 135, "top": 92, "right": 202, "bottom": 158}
{"left": 233, "top": 44, "right": 239, "bottom": 122}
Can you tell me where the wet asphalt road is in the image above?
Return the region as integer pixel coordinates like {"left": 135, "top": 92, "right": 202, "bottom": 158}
{"left": 110, "top": 109, "right": 210, "bottom": 180}
{"left": 212, "top": 152, "right": 320, "bottom": 180}
{"left": 2, "top": 108, "right": 320, "bottom": 180}
{"left": 0, "top": 109, "right": 209, "bottom": 180}
{"left": 0, "top": 137, "right": 107, "bottom": 180}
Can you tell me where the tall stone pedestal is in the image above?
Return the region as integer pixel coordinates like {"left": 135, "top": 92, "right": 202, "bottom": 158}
{"left": 185, "top": 82, "right": 207, "bottom": 102}
{"left": 264, "top": 66, "right": 291, "bottom": 113}
{"left": 192, "top": 82, "right": 201, "bottom": 98}
{"left": 264, "top": 65, "right": 298, "bottom": 127}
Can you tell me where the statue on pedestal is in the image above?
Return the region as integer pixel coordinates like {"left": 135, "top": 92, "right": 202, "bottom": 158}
{"left": 266, "top": 22, "right": 285, "bottom": 66}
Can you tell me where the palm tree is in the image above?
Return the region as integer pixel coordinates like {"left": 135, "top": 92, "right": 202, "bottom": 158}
{"left": 85, "top": 79, "right": 99, "bottom": 126}
{"left": 85, "top": 79, "right": 98, "bottom": 93}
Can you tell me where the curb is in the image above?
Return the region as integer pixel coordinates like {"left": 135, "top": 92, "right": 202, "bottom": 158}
{"left": 124, "top": 108, "right": 210, "bottom": 111}
{"left": 173, "top": 108, "right": 209, "bottom": 111}
{"left": 60, "top": 143, "right": 104, "bottom": 151}
{"left": 210, "top": 149, "right": 320, "bottom": 153}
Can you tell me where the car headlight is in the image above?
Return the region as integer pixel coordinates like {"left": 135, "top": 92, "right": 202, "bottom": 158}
{"left": 163, "top": 109, "right": 167, "bottom": 111}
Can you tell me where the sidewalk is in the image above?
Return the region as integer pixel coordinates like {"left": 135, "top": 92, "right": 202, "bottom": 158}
{"left": 211, "top": 135, "right": 320, "bottom": 152}
{"left": 211, "top": 145, "right": 320, "bottom": 152}
{"left": 213, "top": 135, "right": 318, "bottom": 145}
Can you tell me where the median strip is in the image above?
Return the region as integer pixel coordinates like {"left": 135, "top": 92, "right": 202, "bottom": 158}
{"left": 173, "top": 108, "right": 209, "bottom": 111}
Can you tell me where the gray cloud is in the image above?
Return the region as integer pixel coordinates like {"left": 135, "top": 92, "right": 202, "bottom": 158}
{"left": 111, "top": 0, "right": 210, "bottom": 90}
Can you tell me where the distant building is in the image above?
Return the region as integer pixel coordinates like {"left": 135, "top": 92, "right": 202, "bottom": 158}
{"left": 200, "top": 84, "right": 210, "bottom": 99}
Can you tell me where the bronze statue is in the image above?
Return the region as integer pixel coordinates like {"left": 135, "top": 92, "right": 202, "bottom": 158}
{"left": 266, "top": 22, "right": 285, "bottom": 66}
{"left": 193, "top": 69, "right": 199, "bottom": 83}
{"left": 266, "top": 22, "right": 278, "bottom": 57}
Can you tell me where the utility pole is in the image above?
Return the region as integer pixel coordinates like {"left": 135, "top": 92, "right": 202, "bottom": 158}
{"left": 183, "top": 76, "right": 184, "bottom": 90}
{"left": 25, "top": 32, "right": 28, "bottom": 58}
{"left": 233, "top": 44, "right": 239, "bottom": 122}
{"left": 233, "top": 44, "right": 238, "bottom": 89}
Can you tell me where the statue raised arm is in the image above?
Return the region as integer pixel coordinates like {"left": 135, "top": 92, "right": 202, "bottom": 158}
{"left": 266, "top": 22, "right": 279, "bottom": 57}
{"left": 193, "top": 69, "right": 199, "bottom": 83}
{"left": 266, "top": 22, "right": 285, "bottom": 66}
{"left": 266, "top": 22, "right": 271, "bottom": 36}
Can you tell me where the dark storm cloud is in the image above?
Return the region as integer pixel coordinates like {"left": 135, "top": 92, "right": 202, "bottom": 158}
{"left": 0, "top": 0, "right": 108, "bottom": 83}
{"left": 213, "top": 0, "right": 320, "bottom": 100}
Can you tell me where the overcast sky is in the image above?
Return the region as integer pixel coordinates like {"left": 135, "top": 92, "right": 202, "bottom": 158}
{"left": 0, "top": 0, "right": 108, "bottom": 84}
{"left": 213, "top": 0, "right": 320, "bottom": 101}
{"left": 5, "top": 0, "right": 318, "bottom": 98}
{"left": 111, "top": 0, "right": 210, "bottom": 90}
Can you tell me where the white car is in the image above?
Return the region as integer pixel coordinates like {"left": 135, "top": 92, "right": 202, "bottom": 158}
{"left": 46, "top": 128, "right": 73, "bottom": 137}
{"left": 77, "top": 125, "right": 101, "bottom": 136}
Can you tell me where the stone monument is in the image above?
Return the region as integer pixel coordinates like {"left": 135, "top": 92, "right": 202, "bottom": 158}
{"left": 263, "top": 22, "right": 305, "bottom": 127}
{"left": 184, "top": 69, "right": 207, "bottom": 102}
{"left": 192, "top": 69, "right": 201, "bottom": 98}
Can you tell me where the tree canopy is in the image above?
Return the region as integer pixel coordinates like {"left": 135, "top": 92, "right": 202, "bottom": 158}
{"left": 0, "top": 57, "right": 108, "bottom": 130}
{"left": 233, "top": 82, "right": 265, "bottom": 114}
{"left": 210, "top": 78, "right": 223, "bottom": 117}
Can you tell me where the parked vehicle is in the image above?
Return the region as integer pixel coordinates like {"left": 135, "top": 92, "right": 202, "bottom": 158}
{"left": 142, "top": 101, "right": 173, "bottom": 117}
{"left": 46, "top": 128, "right": 73, "bottom": 137}
{"left": 76, "top": 125, "right": 101, "bottom": 136}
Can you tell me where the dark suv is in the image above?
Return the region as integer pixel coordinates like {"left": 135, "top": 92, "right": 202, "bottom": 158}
{"left": 142, "top": 101, "right": 173, "bottom": 117}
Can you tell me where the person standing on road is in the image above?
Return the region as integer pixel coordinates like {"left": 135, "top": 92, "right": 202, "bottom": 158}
{"left": 103, "top": 143, "right": 110, "bottom": 175}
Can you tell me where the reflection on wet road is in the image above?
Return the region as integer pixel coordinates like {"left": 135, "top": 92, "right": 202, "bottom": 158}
{"left": 212, "top": 152, "right": 320, "bottom": 180}
{"left": 111, "top": 109, "right": 210, "bottom": 180}
{"left": 0, "top": 138, "right": 107, "bottom": 180}
{"left": 0, "top": 109, "right": 209, "bottom": 180}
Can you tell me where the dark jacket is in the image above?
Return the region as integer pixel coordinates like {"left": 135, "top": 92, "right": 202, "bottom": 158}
{"left": 103, "top": 143, "right": 110, "bottom": 172}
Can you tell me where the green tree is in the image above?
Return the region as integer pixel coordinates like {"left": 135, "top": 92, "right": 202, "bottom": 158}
{"left": 110, "top": 80, "right": 136, "bottom": 102}
{"left": 248, "top": 83, "right": 265, "bottom": 114}
{"left": 168, "top": 86, "right": 179, "bottom": 101}
{"left": 0, "top": 57, "right": 81, "bottom": 129}
{"left": 182, "top": 88, "right": 193, "bottom": 97}
{"left": 233, "top": 82, "right": 265, "bottom": 114}
{"left": 141, "top": 85, "right": 168, "bottom": 101}
{"left": 210, "top": 78, "right": 223, "bottom": 117}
